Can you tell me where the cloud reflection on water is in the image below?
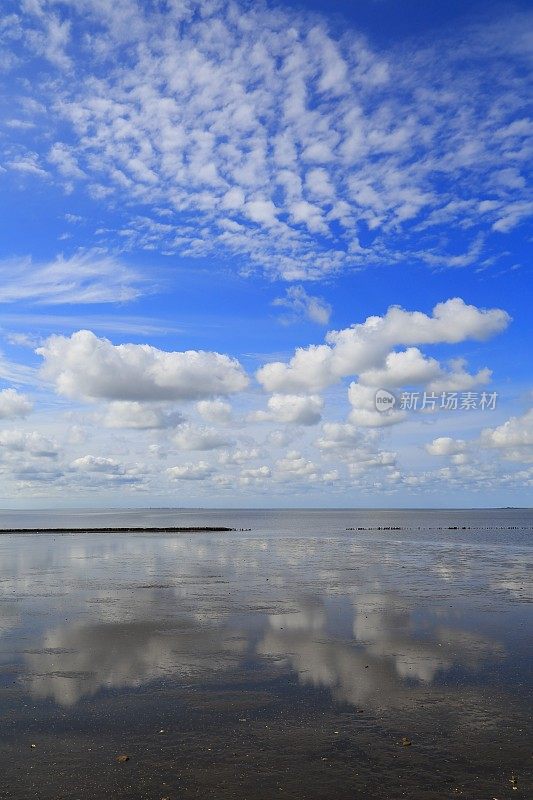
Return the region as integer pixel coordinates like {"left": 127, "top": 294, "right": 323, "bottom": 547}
{"left": 0, "top": 531, "right": 520, "bottom": 708}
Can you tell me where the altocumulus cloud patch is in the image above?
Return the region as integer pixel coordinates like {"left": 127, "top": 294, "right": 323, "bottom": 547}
{"left": 1, "top": 0, "right": 531, "bottom": 279}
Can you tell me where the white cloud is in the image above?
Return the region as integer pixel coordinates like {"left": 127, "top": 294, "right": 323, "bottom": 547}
{"left": 359, "top": 348, "right": 441, "bottom": 388}
{"left": 6, "top": 2, "right": 531, "bottom": 277}
{"left": 196, "top": 399, "right": 232, "bottom": 423}
{"left": 102, "top": 401, "right": 183, "bottom": 429}
{"left": 37, "top": 330, "right": 249, "bottom": 401}
{"left": 275, "top": 451, "right": 319, "bottom": 480}
{"left": 348, "top": 383, "right": 406, "bottom": 428}
{"left": 426, "top": 409, "right": 533, "bottom": 466}
{"left": 348, "top": 451, "right": 397, "bottom": 475}
{"left": 244, "top": 199, "right": 279, "bottom": 227}
{"left": 424, "top": 410, "right": 533, "bottom": 471}
{"left": 480, "top": 409, "right": 533, "bottom": 449}
{"left": 273, "top": 286, "right": 332, "bottom": 325}
{"left": 257, "top": 299, "right": 509, "bottom": 393}
{"left": 218, "top": 447, "right": 261, "bottom": 465}
{"left": 6, "top": 332, "right": 40, "bottom": 348}
{"left": 21, "top": 0, "right": 71, "bottom": 69}
{"left": 316, "top": 425, "right": 397, "bottom": 478}
{"left": 0, "top": 429, "right": 58, "bottom": 458}
{"left": 70, "top": 455, "right": 124, "bottom": 474}
{"left": 240, "top": 465, "right": 271, "bottom": 484}
{"left": 316, "top": 422, "right": 360, "bottom": 450}
{"left": 0, "top": 388, "right": 33, "bottom": 419}
{"left": 48, "top": 142, "right": 84, "bottom": 179}
{"left": 426, "top": 437, "right": 467, "bottom": 457}
{"left": 252, "top": 394, "right": 324, "bottom": 426}
{"left": 167, "top": 461, "right": 215, "bottom": 481}
{"left": 266, "top": 429, "right": 295, "bottom": 449}
{"left": 5, "top": 152, "right": 47, "bottom": 177}
{"left": 354, "top": 349, "right": 492, "bottom": 421}
{"left": 0, "top": 251, "right": 145, "bottom": 305}
{"left": 427, "top": 360, "right": 491, "bottom": 393}
{"left": 172, "top": 424, "right": 232, "bottom": 451}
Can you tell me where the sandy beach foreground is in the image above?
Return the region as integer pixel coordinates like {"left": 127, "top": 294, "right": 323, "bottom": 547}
{"left": 0, "top": 509, "right": 531, "bottom": 799}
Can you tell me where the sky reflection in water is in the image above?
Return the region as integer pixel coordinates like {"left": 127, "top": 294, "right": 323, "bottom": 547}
{"left": 1, "top": 522, "right": 530, "bottom": 711}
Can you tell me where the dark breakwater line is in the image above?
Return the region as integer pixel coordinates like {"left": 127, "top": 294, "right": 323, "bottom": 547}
{"left": 346, "top": 525, "right": 531, "bottom": 531}
{"left": 0, "top": 526, "right": 243, "bottom": 534}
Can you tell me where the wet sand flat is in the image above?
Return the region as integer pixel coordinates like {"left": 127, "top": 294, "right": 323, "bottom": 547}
{"left": 0, "top": 509, "right": 531, "bottom": 799}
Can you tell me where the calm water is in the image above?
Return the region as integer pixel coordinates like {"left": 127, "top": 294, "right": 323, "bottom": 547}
{"left": 0, "top": 509, "right": 531, "bottom": 799}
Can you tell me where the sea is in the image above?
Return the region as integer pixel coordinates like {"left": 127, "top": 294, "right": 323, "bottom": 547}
{"left": 0, "top": 508, "right": 531, "bottom": 799}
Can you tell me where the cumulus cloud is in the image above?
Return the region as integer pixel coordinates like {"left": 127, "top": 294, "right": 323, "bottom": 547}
{"left": 348, "top": 450, "right": 397, "bottom": 474}
{"left": 37, "top": 330, "right": 249, "bottom": 401}
{"left": 70, "top": 455, "right": 125, "bottom": 474}
{"left": 252, "top": 394, "right": 324, "bottom": 426}
{"left": 167, "top": 461, "right": 214, "bottom": 481}
{"left": 257, "top": 299, "right": 509, "bottom": 394}
{"left": 350, "top": 348, "right": 492, "bottom": 426}
{"left": 0, "top": 429, "right": 58, "bottom": 458}
{"left": 275, "top": 451, "right": 319, "bottom": 480}
{"left": 359, "top": 348, "right": 441, "bottom": 388}
{"left": 315, "top": 423, "right": 397, "bottom": 477}
{"left": 172, "top": 424, "right": 232, "bottom": 451}
{"left": 196, "top": 399, "right": 232, "bottom": 423}
{"left": 427, "top": 360, "right": 492, "bottom": 393}
{"left": 0, "top": 290, "right": 521, "bottom": 497}
{"left": 315, "top": 422, "right": 360, "bottom": 450}
{"left": 240, "top": 465, "right": 271, "bottom": 484}
{"left": 101, "top": 401, "right": 183, "bottom": 429}
{"left": 480, "top": 409, "right": 533, "bottom": 449}
{"left": 426, "top": 437, "right": 467, "bottom": 457}
{"left": 0, "top": 252, "right": 145, "bottom": 305}
{"left": 273, "top": 286, "right": 332, "bottom": 325}
{"left": 348, "top": 383, "right": 406, "bottom": 428}
{"left": 218, "top": 448, "right": 262, "bottom": 465}
{"left": 425, "top": 410, "right": 533, "bottom": 468}
{"left": 0, "top": 388, "right": 33, "bottom": 419}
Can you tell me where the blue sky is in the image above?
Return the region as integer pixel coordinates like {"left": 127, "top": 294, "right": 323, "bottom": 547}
{"left": 0, "top": 0, "right": 531, "bottom": 507}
